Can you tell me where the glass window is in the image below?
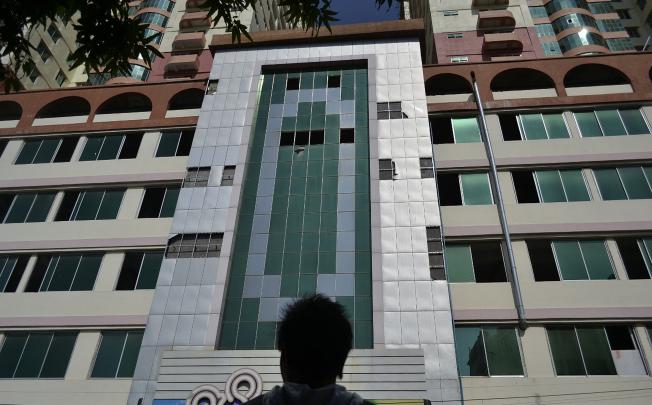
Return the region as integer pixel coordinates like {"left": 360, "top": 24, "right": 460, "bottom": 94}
{"left": 594, "top": 166, "right": 652, "bottom": 200}
{"left": 427, "top": 226, "right": 445, "bottom": 280}
{"left": 91, "top": 330, "right": 144, "bottom": 378}
{"left": 15, "top": 137, "right": 80, "bottom": 164}
{"left": 529, "top": 239, "right": 615, "bottom": 281}
{"left": 79, "top": 133, "right": 143, "bottom": 161}
{"left": 460, "top": 173, "right": 493, "bottom": 205}
{"left": 138, "top": 186, "right": 180, "bottom": 218}
{"left": 534, "top": 169, "right": 590, "bottom": 202}
{"left": 446, "top": 242, "right": 506, "bottom": 283}
{"left": 0, "top": 331, "right": 77, "bottom": 378}
{"left": 519, "top": 113, "right": 570, "bottom": 140}
{"left": 376, "top": 102, "right": 405, "bottom": 120}
{"left": 576, "top": 109, "right": 649, "bottom": 137}
{"left": 452, "top": 117, "right": 481, "bottom": 143}
{"left": 529, "top": 6, "right": 548, "bottom": 19}
{"left": 184, "top": 167, "right": 211, "bottom": 187}
{"left": 1, "top": 192, "right": 56, "bottom": 223}
{"left": 116, "top": 251, "right": 164, "bottom": 290}
{"left": 156, "top": 130, "right": 194, "bottom": 157}
{"left": 455, "top": 326, "right": 523, "bottom": 376}
{"left": 55, "top": 189, "right": 125, "bottom": 221}
{"left": 24, "top": 254, "right": 102, "bottom": 292}
{"left": 0, "top": 255, "right": 29, "bottom": 292}
{"left": 616, "top": 238, "right": 652, "bottom": 279}
{"left": 419, "top": 158, "right": 434, "bottom": 178}
{"left": 166, "top": 233, "right": 223, "bottom": 258}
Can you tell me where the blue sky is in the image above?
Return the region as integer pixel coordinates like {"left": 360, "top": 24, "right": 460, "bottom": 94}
{"left": 329, "top": 0, "right": 400, "bottom": 25}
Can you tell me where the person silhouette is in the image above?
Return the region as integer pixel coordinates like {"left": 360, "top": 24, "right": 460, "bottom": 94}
{"left": 244, "top": 293, "right": 372, "bottom": 405}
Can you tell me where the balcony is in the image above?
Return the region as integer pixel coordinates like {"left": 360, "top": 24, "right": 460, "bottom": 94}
{"left": 179, "top": 11, "right": 210, "bottom": 29}
{"left": 172, "top": 32, "right": 206, "bottom": 51}
{"left": 483, "top": 32, "right": 523, "bottom": 53}
{"left": 165, "top": 54, "right": 200, "bottom": 74}
{"left": 478, "top": 10, "right": 515, "bottom": 31}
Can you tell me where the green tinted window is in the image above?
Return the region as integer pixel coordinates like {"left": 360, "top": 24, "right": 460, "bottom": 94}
{"left": 70, "top": 254, "right": 103, "bottom": 291}
{"left": 71, "top": 190, "right": 124, "bottom": 221}
{"left": 26, "top": 193, "right": 55, "bottom": 222}
{"left": 446, "top": 245, "right": 475, "bottom": 282}
{"left": 79, "top": 137, "right": 103, "bottom": 161}
{"left": 596, "top": 110, "right": 626, "bottom": 136}
{"left": 15, "top": 141, "right": 41, "bottom": 164}
{"left": 454, "top": 326, "right": 488, "bottom": 376}
{"left": 156, "top": 132, "right": 180, "bottom": 157}
{"left": 39, "top": 332, "right": 77, "bottom": 378}
{"left": 535, "top": 171, "right": 565, "bottom": 202}
{"left": 33, "top": 139, "right": 60, "bottom": 164}
{"left": 74, "top": 191, "right": 103, "bottom": 220}
{"left": 594, "top": 168, "right": 627, "bottom": 200}
{"left": 620, "top": 109, "right": 649, "bottom": 135}
{"left": 483, "top": 327, "right": 524, "bottom": 375}
{"left": 542, "top": 113, "right": 570, "bottom": 139}
{"left": 91, "top": 330, "right": 143, "bottom": 378}
{"left": 96, "top": 189, "right": 124, "bottom": 219}
{"left": 97, "top": 135, "right": 123, "bottom": 160}
{"left": 553, "top": 241, "right": 589, "bottom": 280}
{"left": 559, "top": 170, "right": 590, "bottom": 201}
{"left": 135, "top": 252, "right": 163, "bottom": 289}
{"left": 14, "top": 333, "right": 51, "bottom": 377}
{"left": 618, "top": 167, "right": 652, "bottom": 199}
{"left": 452, "top": 118, "right": 481, "bottom": 143}
{"left": 520, "top": 114, "right": 547, "bottom": 140}
{"left": 580, "top": 241, "right": 615, "bottom": 280}
{"left": 0, "top": 333, "right": 27, "bottom": 377}
{"left": 0, "top": 331, "right": 77, "bottom": 378}
{"left": 4, "top": 194, "right": 35, "bottom": 223}
{"left": 460, "top": 173, "right": 492, "bottom": 205}
{"left": 576, "top": 327, "right": 616, "bottom": 375}
{"left": 116, "top": 331, "right": 143, "bottom": 377}
{"left": 548, "top": 326, "right": 585, "bottom": 375}
{"left": 160, "top": 187, "right": 180, "bottom": 218}
{"left": 575, "top": 112, "right": 602, "bottom": 137}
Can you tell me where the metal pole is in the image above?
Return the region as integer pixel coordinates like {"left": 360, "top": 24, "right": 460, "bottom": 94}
{"left": 470, "top": 71, "right": 526, "bottom": 329}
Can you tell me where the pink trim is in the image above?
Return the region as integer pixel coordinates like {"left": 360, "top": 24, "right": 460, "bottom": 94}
{"left": 444, "top": 221, "right": 652, "bottom": 237}
{"left": 454, "top": 309, "right": 518, "bottom": 321}
{"left": 454, "top": 307, "right": 652, "bottom": 321}
{"left": 0, "top": 236, "right": 168, "bottom": 252}
{"left": 435, "top": 152, "right": 652, "bottom": 170}
{"left": 442, "top": 225, "right": 502, "bottom": 237}
{"left": 0, "top": 172, "right": 186, "bottom": 189}
{"left": 0, "top": 315, "right": 148, "bottom": 328}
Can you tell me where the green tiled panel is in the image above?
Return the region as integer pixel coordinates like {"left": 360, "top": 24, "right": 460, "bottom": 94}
{"left": 220, "top": 66, "right": 372, "bottom": 350}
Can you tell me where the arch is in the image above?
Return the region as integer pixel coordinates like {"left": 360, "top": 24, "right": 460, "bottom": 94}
{"left": 96, "top": 92, "right": 152, "bottom": 114}
{"left": 36, "top": 96, "right": 90, "bottom": 118}
{"left": 425, "top": 74, "right": 472, "bottom": 96}
{"left": 564, "top": 64, "right": 630, "bottom": 88}
{"left": 490, "top": 68, "right": 555, "bottom": 92}
{"left": 0, "top": 101, "right": 22, "bottom": 121}
{"left": 168, "top": 88, "right": 204, "bottom": 110}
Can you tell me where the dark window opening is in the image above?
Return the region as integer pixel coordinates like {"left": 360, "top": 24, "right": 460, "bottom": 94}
{"left": 605, "top": 326, "right": 635, "bottom": 350}
{"left": 221, "top": 166, "right": 236, "bottom": 186}
{"left": 138, "top": 188, "right": 165, "bottom": 218}
{"left": 286, "top": 78, "right": 300, "bottom": 90}
{"left": 420, "top": 157, "right": 435, "bottom": 178}
{"left": 327, "top": 75, "right": 341, "bottom": 88}
{"left": 310, "top": 130, "right": 324, "bottom": 145}
{"left": 118, "top": 133, "right": 143, "bottom": 159}
{"left": 0, "top": 255, "right": 29, "bottom": 292}
{"left": 513, "top": 171, "right": 539, "bottom": 203}
{"left": 207, "top": 80, "right": 218, "bottom": 94}
{"left": 527, "top": 240, "right": 561, "bottom": 281}
{"left": 280, "top": 131, "right": 294, "bottom": 146}
{"left": 379, "top": 159, "right": 395, "bottom": 180}
{"left": 0, "top": 140, "right": 7, "bottom": 159}
{"left": 436, "top": 173, "right": 462, "bottom": 206}
{"left": 471, "top": 242, "right": 507, "bottom": 282}
{"left": 340, "top": 128, "right": 354, "bottom": 143}
{"left": 431, "top": 117, "right": 454, "bottom": 144}
{"left": 53, "top": 137, "right": 80, "bottom": 162}
{"left": 499, "top": 114, "right": 521, "bottom": 141}
{"left": 54, "top": 191, "right": 79, "bottom": 221}
{"left": 116, "top": 251, "right": 163, "bottom": 290}
{"left": 294, "top": 131, "right": 309, "bottom": 146}
{"left": 616, "top": 238, "right": 650, "bottom": 279}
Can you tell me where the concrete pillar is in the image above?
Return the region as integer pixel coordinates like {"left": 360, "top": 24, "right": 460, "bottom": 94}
{"left": 0, "top": 140, "right": 22, "bottom": 166}
{"left": 15, "top": 255, "right": 38, "bottom": 293}
{"left": 66, "top": 331, "right": 101, "bottom": 380}
{"left": 118, "top": 188, "right": 144, "bottom": 220}
{"left": 95, "top": 252, "right": 126, "bottom": 291}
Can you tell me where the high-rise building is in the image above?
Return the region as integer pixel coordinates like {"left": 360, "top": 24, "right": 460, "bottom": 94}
{"left": 1, "top": 3, "right": 652, "bottom": 405}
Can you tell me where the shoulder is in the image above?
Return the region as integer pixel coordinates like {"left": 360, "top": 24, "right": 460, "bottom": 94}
{"left": 243, "top": 395, "right": 264, "bottom": 405}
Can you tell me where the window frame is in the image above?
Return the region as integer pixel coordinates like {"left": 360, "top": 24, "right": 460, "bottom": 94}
{"left": 137, "top": 186, "right": 180, "bottom": 219}
{"left": 1, "top": 192, "right": 55, "bottom": 224}
{"left": 155, "top": 129, "right": 194, "bottom": 157}
{"left": 594, "top": 166, "right": 652, "bottom": 201}
{"left": 574, "top": 109, "right": 650, "bottom": 138}
{"left": 516, "top": 112, "right": 571, "bottom": 140}
{"left": 56, "top": 189, "right": 126, "bottom": 221}
{"left": 454, "top": 325, "right": 526, "bottom": 377}
{"left": 89, "top": 329, "right": 144, "bottom": 379}
{"left": 548, "top": 240, "right": 617, "bottom": 281}
{"left": 184, "top": 167, "right": 211, "bottom": 187}
{"left": 115, "top": 251, "right": 164, "bottom": 290}
{"left": 531, "top": 169, "right": 591, "bottom": 203}
{"left": 459, "top": 172, "right": 494, "bottom": 205}
{"left": 79, "top": 133, "right": 142, "bottom": 161}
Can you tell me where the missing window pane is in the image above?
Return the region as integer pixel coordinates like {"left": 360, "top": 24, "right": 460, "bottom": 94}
{"left": 436, "top": 173, "right": 462, "bottom": 206}
{"left": 310, "top": 130, "right": 324, "bottom": 145}
{"left": 138, "top": 188, "right": 166, "bottom": 218}
{"left": 499, "top": 114, "right": 521, "bottom": 141}
{"left": 513, "top": 171, "right": 539, "bottom": 203}
{"left": 286, "top": 78, "right": 299, "bottom": 90}
{"left": 221, "top": 166, "right": 236, "bottom": 186}
{"left": 327, "top": 75, "right": 340, "bottom": 88}
{"left": 340, "top": 128, "right": 354, "bottom": 143}
{"left": 527, "top": 240, "right": 560, "bottom": 281}
{"left": 471, "top": 242, "right": 507, "bottom": 282}
{"left": 207, "top": 80, "right": 218, "bottom": 94}
{"left": 605, "top": 326, "right": 635, "bottom": 350}
{"left": 294, "top": 131, "right": 309, "bottom": 146}
{"left": 118, "top": 133, "right": 143, "bottom": 159}
{"left": 431, "top": 117, "right": 454, "bottom": 144}
{"left": 53, "top": 137, "right": 80, "bottom": 162}
{"left": 280, "top": 131, "right": 294, "bottom": 146}
{"left": 616, "top": 238, "right": 650, "bottom": 279}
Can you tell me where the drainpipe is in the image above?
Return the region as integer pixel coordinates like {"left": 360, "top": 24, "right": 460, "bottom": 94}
{"left": 470, "top": 71, "right": 527, "bottom": 330}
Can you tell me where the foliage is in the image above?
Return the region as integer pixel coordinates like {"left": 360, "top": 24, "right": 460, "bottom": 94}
{"left": 0, "top": 0, "right": 393, "bottom": 92}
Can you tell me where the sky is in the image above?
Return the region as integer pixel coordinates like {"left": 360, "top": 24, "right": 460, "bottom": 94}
{"left": 329, "top": 0, "right": 400, "bottom": 25}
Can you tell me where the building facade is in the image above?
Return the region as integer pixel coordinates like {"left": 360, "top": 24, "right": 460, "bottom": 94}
{"left": 1, "top": 8, "right": 652, "bottom": 405}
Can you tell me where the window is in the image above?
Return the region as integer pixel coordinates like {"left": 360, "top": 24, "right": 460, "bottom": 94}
{"left": 156, "top": 129, "right": 194, "bottom": 157}
{"left": 79, "top": 133, "right": 143, "bottom": 161}
{"left": 0, "top": 331, "right": 77, "bottom": 378}
{"left": 420, "top": 158, "right": 434, "bottom": 178}
{"left": 207, "top": 79, "right": 218, "bottom": 94}
{"left": 547, "top": 325, "right": 645, "bottom": 376}
{"left": 137, "top": 12, "right": 169, "bottom": 27}
{"left": 446, "top": 241, "right": 507, "bottom": 282}
{"left": 378, "top": 159, "right": 395, "bottom": 180}
{"left": 377, "top": 102, "right": 406, "bottom": 120}
{"left": 54, "top": 189, "right": 125, "bottom": 221}
{"left": 91, "top": 330, "right": 144, "bottom": 378}
{"left": 166, "top": 233, "right": 224, "bottom": 258}
{"left": 615, "top": 237, "right": 652, "bottom": 279}
{"left": 431, "top": 117, "right": 481, "bottom": 144}
{"left": 443, "top": 10, "right": 459, "bottom": 16}
{"left": 221, "top": 166, "right": 236, "bottom": 186}
{"left": 576, "top": 109, "right": 649, "bottom": 137}
{"left": 279, "top": 130, "right": 326, "bottom": 146}
{"left": 593, "top": 166, "right": 652, "bottom": 200}
{"left": 138, "top": 186, "right": 179, "bottom": 218}
{"left": 529, "top": 6, "right": 548, "bottom": 19}
{"left": 597, "top": 19, "right": 625, "bottom": 33}
{"left": 0, "top": 192, "right": 56, "bottom": 223}
{"left": 616, "top": 10, "right": 631, "bottom": 19}
{"left": 24, "top": 253, "right": 103, "bottom": 292}
{"left": 455, "top": 326, "right": 524, "bottom": 376}
{"left": 0, "top": 140, "right": 6, "bottom": 158}
{"left": 450, "top": 56, "right": 469, "bottom": 63}
{"left": 286, "top": 77, "right": 299, "bottom": 90}
{"left": 588, "top": 2, "right": 614, "bottom": 14}
{"left": 512, "top": 169, "right": 590, "bottom": 203}
{"left": 327, "top": 75, "right": 341, "bottom": 88}
{"left": 35, "top": 41, "right": 51, "bottom": 63}
{"left": 606, "top": 38, "right": 635, "bottom": 52}
{"left": 55, "top": 70, "right": 66, "bottom": 86}
{"left": 447, "top": 32, "right": 463, "bottom": 38}
{"left": 500, "top": 113, "right": 570, "bottom": 141}
{"left": 339, "top": 128, "right": 354, "bottom": 143}
{"left": 25, "top": 62, "right": 39, "bottom": 83}
{"left": 427, "top": 227, "right": 445, "bottom": 280}
{"left": 0, "top": 255, "right": 30, "bottom": 293}
{"left": 184, "top": 167, "right": 211, "bottom": 187}
{"left": 626, "top": 27, "right": 640, "bottom": 37}
{"left": 116, "top": 251, "right": 164, "bottom": 290}
{"left": 47, "top": 23, "right": 61, "bottom": 42}
{"left": 15, "top": 136, "right": 80, "bottom": 164}
{"left": 527, "top": 239, "right": 615, "bottom": 281}
{"left": 535, "top": 24, "right": 555, "bottom": 37}
{"left": 541, "top": 41, "right": 562, "bottom": 56}
{"left": 437, "top": 172, "right": 493, "bottom": 206}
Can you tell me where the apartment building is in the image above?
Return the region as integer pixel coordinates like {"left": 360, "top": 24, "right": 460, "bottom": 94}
{"left": 0, "top": 79, "right": 203, "bottom": 404}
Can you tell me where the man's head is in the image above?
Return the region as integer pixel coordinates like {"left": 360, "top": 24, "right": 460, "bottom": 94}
{"left": 276, "top": 294, "right": 353, "bottom": 388}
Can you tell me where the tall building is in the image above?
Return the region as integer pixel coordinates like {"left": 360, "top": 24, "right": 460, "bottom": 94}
{"left": 1, "top": 4, "right": 652, "bottom": 405}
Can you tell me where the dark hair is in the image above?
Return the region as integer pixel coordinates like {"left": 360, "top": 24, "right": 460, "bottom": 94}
{"left": 277, "top": 293, "right": 353, "bottom": 384}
